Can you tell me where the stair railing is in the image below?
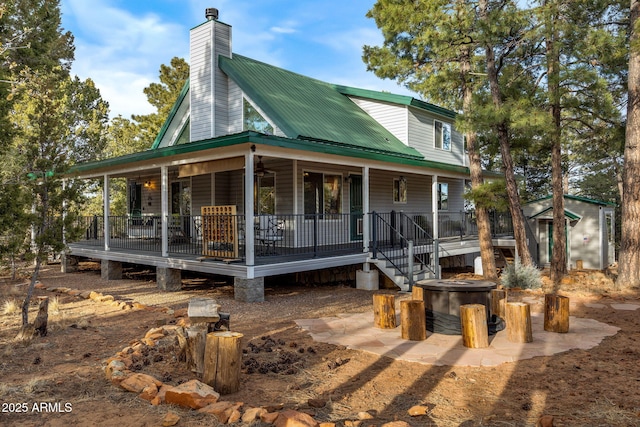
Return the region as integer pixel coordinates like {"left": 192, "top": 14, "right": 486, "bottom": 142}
{"left": 370, "top": 211, "right": 437, "bottom": 290}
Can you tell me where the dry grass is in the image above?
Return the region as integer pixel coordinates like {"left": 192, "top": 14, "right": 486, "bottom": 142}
{"left": 49, "top": 295, "right": 60, "bottom": 315}
{"left": 2, "top": 298, "right": 20, "bottom": 316}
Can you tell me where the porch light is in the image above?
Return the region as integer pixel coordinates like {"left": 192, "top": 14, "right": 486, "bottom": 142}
{"left": 144, "top": 180, "right": 152, "bottom": 189}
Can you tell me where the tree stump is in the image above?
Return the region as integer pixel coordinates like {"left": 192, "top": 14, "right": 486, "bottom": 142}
{"left": 203, "top": 331, "right": 243, "bottom": 394}
{"left": 186, "top": 323, "right": 208, "bottom": 376}
{"left": 373, "top": 294, "right": 396, "bottom": 329}
{"left": 400, "top": 300, "right": 426, "bottom": 341}
{"left": 544, "top": 294, "right": 569, "bottom": 333}
{"left": 490, "top": 289, "right": 507, "bottom": 319}
{"left": 460, "top": 304, "right": 489, "bottom": 348}
{"left": 33, "top": 297, "right": 49, "bottom": 337}
{"left": 411, "top": 285, "right": 424, "bottom": 302}
{"left": 506, "top": 302, "right": 533, "bottom": 343}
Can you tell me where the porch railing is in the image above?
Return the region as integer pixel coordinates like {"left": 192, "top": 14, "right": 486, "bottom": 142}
{"left": 71, "top": 213, "right": 364, "bottom": 261}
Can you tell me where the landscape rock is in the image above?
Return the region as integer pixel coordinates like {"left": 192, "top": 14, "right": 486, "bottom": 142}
{"left": 381, "top": 422, "right": 412, "bottom": 427}
{"left": 164, "top": 379, "right": 220, "bottom": 409}
{"left": 408, "top": 405, "right": 430, "bottom": 416}
{"left": 319, "top": 423, "right": 337, "bottom": 427}
{"left": 119, "top": 373, "right": 162, "bottom": 393}
{"left": 537, "top": 415, "right": 554, "bottom": 427}
{"left": 357, "top": 411, "right": 374, "bottom": 420}
{"left": 260, "top": 411, "right": 280, "bottom": 424}
{"left": 89, "top": 291, "right": 103, "bottom": 301}
{"left": 150, "top": 384, "right": 175, "bottom": 406}
{"left": 139, "top": 383, "right": 158, "bottom": 401}
{"left": 274, "top": 409, "right": 320, "bottom": 427}
{"left": 162, "top": 412, "right": 180, "bottom": 427}
{"left": 242, "top": 407, "right": 267, "bottom": 423}
{"left": 227, "top": 408, "right": 242, "bottom": 423}
{"left": 198, "top": 401, "right": 242, "bottom": 423}
{"left": 104, "top": 359, "right": 125, "bottom": 380}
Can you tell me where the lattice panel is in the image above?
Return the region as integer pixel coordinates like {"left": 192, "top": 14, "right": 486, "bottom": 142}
{"left": 201, "top": 205, "right": 238, "bottom": 259}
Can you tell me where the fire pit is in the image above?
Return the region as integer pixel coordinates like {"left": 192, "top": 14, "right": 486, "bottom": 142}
{"left": 415, "top": 279, "right": 497, "bottom": 335}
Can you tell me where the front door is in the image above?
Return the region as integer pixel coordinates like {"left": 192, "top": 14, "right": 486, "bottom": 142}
{"left": 349, "top": 175, "right": 363, "bottom": 241}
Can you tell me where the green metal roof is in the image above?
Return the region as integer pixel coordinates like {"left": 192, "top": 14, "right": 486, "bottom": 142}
{"left": 526, "top": 194, "right": 616, "bottom": 207}
{"left": 218, "top": 54, "right": 422, "bottom": 160}
{"left": 529, "top": 207, "right": 582, "bottom": 221}
{"left": 69, "top": 131, "right": 471, "bottom": 176}
{"left": 333, "top": 85, "right": 457, "bottom": 120}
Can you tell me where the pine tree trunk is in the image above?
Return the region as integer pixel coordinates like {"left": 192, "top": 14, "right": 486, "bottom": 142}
{"left": 480, "top": 0, "right": 533, "bottom": 268}
{"left": 618, "top": 0, "right": 640, "bottom": 289}
{"left": 461, "top": 44, "right": 498, "bottom": 281}
{"left": 547, "top": 1, "right": 567, "bottom": 286}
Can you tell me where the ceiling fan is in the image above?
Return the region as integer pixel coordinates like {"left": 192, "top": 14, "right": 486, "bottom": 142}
{"left": 254, "top": 156, "right": 274, "bottom": 177}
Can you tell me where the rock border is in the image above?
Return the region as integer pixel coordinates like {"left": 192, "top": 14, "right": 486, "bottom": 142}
{"left": 36, "top": 281, "right": 426, "bottom": 426}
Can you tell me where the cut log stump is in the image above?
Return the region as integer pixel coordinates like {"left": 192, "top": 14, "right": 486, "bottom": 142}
{"left": 186, "top": 323, "right": 208, "bottom": 377}
{"left": 400, "top": 300, "right": 426, "bottom": 341}
{"left": 411, "top": 285, "right": 424, "bottom": 302}
{"left": 460, "top": 304, "right": 489, "bottom": 348}
{"left": 544, "top": 294, "right": 569, "bottom": 333}
{"left": 373, "top": 294, "right": 396, "bottom": 329}
{"left": 203, "top": 331, "right": 243, "bottom": 394}
{"left": 490, "top": 289, "right": 507, "bottom": 319}
{"left": 506, "top": 302, "right": 533, "bottom": 343}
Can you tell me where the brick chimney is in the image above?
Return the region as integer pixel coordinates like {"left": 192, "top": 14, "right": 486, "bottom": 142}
{"left": 190, "top": 8, "right": 232, "bottom": 141}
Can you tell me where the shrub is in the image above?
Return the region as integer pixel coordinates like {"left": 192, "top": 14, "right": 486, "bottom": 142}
{"left": 501, "top": 260, "right": 542, "bottom": 290}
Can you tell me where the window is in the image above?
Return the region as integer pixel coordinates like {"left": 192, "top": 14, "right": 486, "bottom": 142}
{"left": 243, "top": 98, "right": 274, "bottom": 134}
{"left": 438, "top": 183, "right": 449, "bottom": 211}
{"left": 393, "top": 177, "right": 407, "bottom": 203}
{"left": 304, "top": 172, "right": 342, "bottom": 218}
{"left": 434, "top": 120, "right": 451, "bottom": 151}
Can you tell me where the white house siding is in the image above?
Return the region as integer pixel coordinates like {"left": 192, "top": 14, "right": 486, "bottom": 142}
{"left": 368, "top": 170, "right": 433, "bottom": 214}
{"left": 227, "top": 80, "right": 243, "bottom": 134}
{"left": 349, "top": 97, "right": 409, "bottom": 144}
{"left": 408, "top": 107, "right": 465, "bottom": 165}
{"left": 190, "top": 20, "right": 231, "bottom": 142}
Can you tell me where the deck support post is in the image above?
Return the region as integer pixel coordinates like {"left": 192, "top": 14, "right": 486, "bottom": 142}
{"left": 234, "top": 277, "right": 264, "bottom": 302}
{"left": 157, "top": 267, "right": 182, "bottom": 291}
{"left": 101, "top": 259, "right": 122, "bottom": 280}
{"left": 356, "top": 264, "right": 379, "bottom": 290}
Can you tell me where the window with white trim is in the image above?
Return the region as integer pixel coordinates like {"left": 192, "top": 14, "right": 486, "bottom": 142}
{"left": 434, "top": 120, "right": 451, "bottom": 151}
{"left": 243, "top": 97, "right": 274, "bottom": 134}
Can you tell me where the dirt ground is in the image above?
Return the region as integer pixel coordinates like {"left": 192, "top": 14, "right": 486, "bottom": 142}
{"left": 1, "top": 261, "right": 639, "bottom": 427}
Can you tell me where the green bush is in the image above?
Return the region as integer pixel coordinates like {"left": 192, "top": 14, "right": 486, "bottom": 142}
{"left": 501, "top": 260, "right": 542, "bottom": 290}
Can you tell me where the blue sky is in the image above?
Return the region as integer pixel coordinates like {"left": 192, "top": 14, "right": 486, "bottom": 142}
{"left": 60, "top": 0, "right": 416, "bottom": 119}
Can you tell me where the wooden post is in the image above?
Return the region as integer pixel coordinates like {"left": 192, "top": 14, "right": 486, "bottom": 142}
{"left": 544, "top": 294, "right": 570, "bottom": 333}
{"left": 490, "top": 289, "right": 507, "bottom": 319}
{"left": 400, "top": 300, "right": 426, "bottom": 341}
{"left": 411, "top": 285, "right": 424, "bottom": 302}
{"left": 33, "top": 296, "right": 49, "bottom": 337}
{"left": 460, "top": 304, "right": 489, "bottom": 348}
{"left": 506, "top": 302, "right": 533, "bottom": 343}
{"left": 373, "top": 294, "right": 396, "bottom": 329}
{"left": 203, "top": 331, "right": 243, "bottom": 394}
{"left": 186, "top": 323, "right": 208, "bottom": 377}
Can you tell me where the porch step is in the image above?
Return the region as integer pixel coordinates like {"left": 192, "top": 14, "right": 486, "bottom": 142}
{"left": 371, "top": 255, "right": 434, "bottom": 292}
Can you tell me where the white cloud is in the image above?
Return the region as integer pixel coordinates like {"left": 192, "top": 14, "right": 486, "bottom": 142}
{"left": 63, "top": 0, "right": 188, "bottom": 118}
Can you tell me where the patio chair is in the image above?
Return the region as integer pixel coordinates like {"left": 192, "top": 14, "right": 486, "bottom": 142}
{"left": 256, "top": 215, "right": 285, "bottom": 255}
